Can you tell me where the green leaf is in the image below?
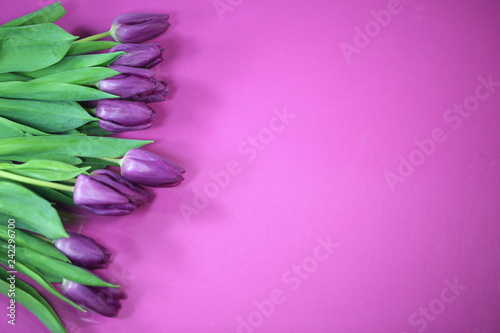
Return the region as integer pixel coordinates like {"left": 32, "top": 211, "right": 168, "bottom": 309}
{"left": 0, "top": 72, "right": 31, "bottom": 82}
{"left": 14, "top": 260, "right": 86, "bottom": 312}
{"left": 0, "top": 265, "right": 57, "bottom": 316}
{"left": 17, "top": 52, "right": 125, "bottom": 78}
{"left": 77, "top": 121, "right": 114, "bottom": 136}
{"left": 59, "top": 129, "right": 81, "bottom": 135}
{"left": 34, "top": 269, "right": 64, "bottom": 283}
{"left": 26, "top": 184, "right": 75, "bottom": 207}
{"left": 0, "top": 122, "right": 26, "bottom": 138}
{"left": 66, "top": 41, "right": 121, "bottom": 56}
{"left": 0, "top": 160, "right": 89, "bottom": 181}
{"left": 0, "top": 134, "right": 152, "bottom": 165}
{"left": 0, "top": 23, "right": 77, "bottom": 73}
{"left": 0, "top": 181, "right": 67, "bottom": 240}
{"left": 0, "top": 116, "right": 49, "bottom": 138}
{"left": 0, "top": 81, "right": 118, "bottom": 101}
{"left": 1, "top": 2, "right": 66, "bottom": 27}
{"left": 0, "top": 242, "right": 119, "bottom": 288}
{"left": 0, "top": 267, "right": 60, "bottom": 317}
{"left": 0, "top": 98, "right": 97, "bottom": 133}
{"left": 0, "top": 266, "right": 68, "bottom": 333}
{"left": 0, "top": 225, "right": 69, "bottom": 262}
{"left": 31, "top": 67, "right": 120, "bottom": 85}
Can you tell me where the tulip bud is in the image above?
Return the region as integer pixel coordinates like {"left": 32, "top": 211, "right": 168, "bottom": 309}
{"left": 96, "top": 65, "right": 155, "bottom": 98}
{"left": 73, "top": 169, "right": 150, "bottom": 216}
{"left": 96, "top": 100, "right": 156, "bottom": 133}
{"left": 110, "top": 13, "right": 170, "bottom": 43}
{"left": 62, "top": 279, "right": 124, "bottom": 317}
{"left": 111, "top": 43, "right": 164, "bottom": 69}
{"left": 93, "top": 285, "right": 127, "bottom": 301}
{"left": 54, "top": 232, "right": 111, "bottom": 269}
{"left": 121, "top": 149, "right": 185, "bottom": 187}
{"left": 130, "top": 80, "right": 168, "bottom": 103}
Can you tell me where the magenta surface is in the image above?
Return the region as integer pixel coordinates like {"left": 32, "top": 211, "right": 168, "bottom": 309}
{"left": 2, "top": 0, "right": 500, "bottom": 332}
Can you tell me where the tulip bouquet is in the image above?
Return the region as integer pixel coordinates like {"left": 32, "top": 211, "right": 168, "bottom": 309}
{"left": 0, "top": 2, "right": 184, "bottom": 332}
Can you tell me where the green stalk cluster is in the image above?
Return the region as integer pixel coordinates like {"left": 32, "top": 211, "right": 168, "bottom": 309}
{"left": 0, "top": 3, "right": 169, "bottom": 332}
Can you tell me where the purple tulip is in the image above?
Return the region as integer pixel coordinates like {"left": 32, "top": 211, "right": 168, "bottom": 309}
{"left": 110, "top": 43, "right": 164, "bottom": 69}
{"left": 73, "top": 169, "right": 150, "bottom": 216}
{"left": 95, "top": 99, "right": 156, "bottom": 133}
{"left": 110, "top": 13, "right": 170, "bottom": 43}
{"left": 121, "top": 149, "right": 185, "bottom": 187}
{"left": 62, "top": 280, "right": 125, "bottom": 317}
{"left": 93, "top": 285, "right": 126, "bottom": 301}
{"left": 129, "top": 80, "right": 168, "bottom": 103}
{"left": 54, "top": 232, "right": 111, "bottom": 269}
{"left": 96, "top": 65, "right": 156, "bottom": 98}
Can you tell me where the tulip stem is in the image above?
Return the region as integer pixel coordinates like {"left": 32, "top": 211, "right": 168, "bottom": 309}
{"left": 0, "top": 170, "right": 75, "bottom": 192}
{"left": 75, "top": 31, "right": 112, "bottom": 43}
{"left": 96, "top": 157, "right": 121, "bottom": 166}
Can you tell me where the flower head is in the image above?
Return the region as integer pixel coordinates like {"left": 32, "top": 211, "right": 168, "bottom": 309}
{"left": 73, "top": 169, "right": 150, "bottom": 216}
{"left": 110, "top": 43, "right": 164, "bottom": 69}
{"left": 62, "top": 279, "right": 125, "bottom": 317}
{"left": 130, "top": 80, "right": 168, "bottom": 103}
{"left": 96, "top": 99, "right": 155, "bottom": 133}
{"left": 96, "top": 65, "right": 155, "bottom": 98}
{"left": 54, "top": 232, "right": 111, "bottom": 269}
{"left": 110, "top": 13, "right": 170, "bottom": 43}
{"left": 121, "top": 149, "right": 185, "bottom": 187}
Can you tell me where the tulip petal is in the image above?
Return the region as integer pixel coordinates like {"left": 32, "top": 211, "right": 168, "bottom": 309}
{"left": 111, "top": 43, "right": 163, "bottom": 68}
{"left": 121, "top": 149, "right": 185, "bottom": 187}
{"left": 91, "top": 169, "right": 150, "bottom": 205}
{"left": 62, "top": 280, "right": 119, "bottom": 317}
{"left": 97, "top": 75, "right": 155, "bottom": 99}
{"left": 73, "top": 174, "right": 129, "bottom": 206}
{"left": 111, "top": 14, "right": 170, "bottom": 43}
{"left": 78, "top": 203, "right": 136, "bottom": 216}
{"left": 54, "top": 232, "right": 112, "bottom": 269}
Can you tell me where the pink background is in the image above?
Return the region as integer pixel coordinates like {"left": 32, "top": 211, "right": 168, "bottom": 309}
{"left": 2, "top": 0, "right": 500, "bottom": 332}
